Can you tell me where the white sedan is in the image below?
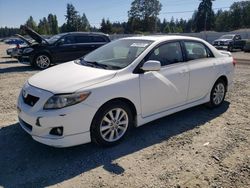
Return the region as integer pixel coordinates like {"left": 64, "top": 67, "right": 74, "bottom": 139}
{"left": 17, "top": 36, "right": 235, "bottom": 147}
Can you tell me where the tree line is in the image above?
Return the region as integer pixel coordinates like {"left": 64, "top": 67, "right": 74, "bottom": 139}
{"left": 0, "top": 0, "right": 250, "bottom": 38}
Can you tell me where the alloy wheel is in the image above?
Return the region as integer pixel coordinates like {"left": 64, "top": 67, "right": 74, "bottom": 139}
{"left": 212, "top": 83, "right": 225, "bottom": 105}
{"left": 100, "top": 108, "right": 129, "bottom": 142}
{"left": 36, "top": 55, "right": 50, "bottom": 69}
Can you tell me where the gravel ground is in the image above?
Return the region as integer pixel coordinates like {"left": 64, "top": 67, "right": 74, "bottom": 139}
{"left": 0, "top": 43, "right": 250, "bottom": 188}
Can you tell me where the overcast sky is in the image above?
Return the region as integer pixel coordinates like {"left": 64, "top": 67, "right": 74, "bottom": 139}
{"left": 0, "top": 0, "right": 243, "bottom": 28}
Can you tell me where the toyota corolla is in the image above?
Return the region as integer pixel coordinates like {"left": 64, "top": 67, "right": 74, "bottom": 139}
{"left": 17, "top": 36, "right": 235, "bottom": 147}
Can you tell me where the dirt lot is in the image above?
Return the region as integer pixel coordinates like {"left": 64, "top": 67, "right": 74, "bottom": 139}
{"left": 0, "top": 43, "right": 249, "bottom": 188}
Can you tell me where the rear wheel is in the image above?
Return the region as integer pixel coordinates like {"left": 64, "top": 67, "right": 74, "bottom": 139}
{"left": 207, "top": 79, "right": 226, "bottom": 108}
{"left": 34, "top": 54, "right": 51, "bottom": 69}
{"left": 91, "top": 101, "right": 133, "bottom": 146}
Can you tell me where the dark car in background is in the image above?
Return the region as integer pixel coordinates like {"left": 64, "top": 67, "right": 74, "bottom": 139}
{"left": 213, "top": 34, "right": 246, "bottom": 52}
{"left": 17, "top": 25, "right": 110, "bottom": 69}
{"left": 6, "top": 34, "right": 31, "bottom": 57}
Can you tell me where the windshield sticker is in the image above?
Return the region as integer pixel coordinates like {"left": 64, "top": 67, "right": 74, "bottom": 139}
{"left": 131, "top": 43, "right": 149, "bottom": 48}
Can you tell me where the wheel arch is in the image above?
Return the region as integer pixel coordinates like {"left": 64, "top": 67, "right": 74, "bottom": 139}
{"left": 33, "top": 50, "right": 53, "bottom": 64}
{"left": 216, "top": 75, "right": 228, "bottom": 92}
{"left": 91, "top": 97, "right": 138, "bottom": 127}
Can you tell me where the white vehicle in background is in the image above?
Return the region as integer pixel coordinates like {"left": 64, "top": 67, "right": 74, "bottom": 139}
{"left": 17, "top": 36, "right": 235, "bottom": 147}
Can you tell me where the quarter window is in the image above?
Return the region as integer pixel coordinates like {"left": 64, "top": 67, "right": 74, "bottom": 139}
{"left": 184, "top": 41, "right": 212, "bottom": 60}
{"left": 147, "top": 42, "right": 183, "bottom": 66}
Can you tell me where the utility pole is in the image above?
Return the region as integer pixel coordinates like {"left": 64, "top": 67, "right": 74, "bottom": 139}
{"left": 205, "top": 11, "right": 208, "bottom": 41}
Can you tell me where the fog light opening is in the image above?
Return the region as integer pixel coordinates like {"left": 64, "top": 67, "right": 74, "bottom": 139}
{"left": 50, "top": 127, "right": 63, "bottom": 136}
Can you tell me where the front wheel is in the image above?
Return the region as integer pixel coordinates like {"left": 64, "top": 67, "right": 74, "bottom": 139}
{"left": 91, "top": 101, "right": 133, "bottom": 146}
{"left": 207, "top": 80, "right": 226, "bottom": 108}
{"left": 227, "top": 45, "right": 233, "bottom": 52}
{"left": 34, "top": 54, "right": 51, "bottom": 69}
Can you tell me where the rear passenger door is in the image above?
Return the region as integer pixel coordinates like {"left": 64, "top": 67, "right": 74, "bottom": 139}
{"left": 91, "top": 35, "right": 109, "bottom": 49}
{"left": 74, "top": 35, "right": 95, "bottom": 58}
{"left": 183, "top": 41, "right": 218, "bottom": 102}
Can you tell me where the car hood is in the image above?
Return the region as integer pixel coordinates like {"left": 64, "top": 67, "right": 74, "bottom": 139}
{"left": 15, "top": 34, "right": 32, "bottom": 46}
{"left": 28, "top": 61, "right": 117, "bottom": 93}
{"left": 20, "top": 25, "right": 48, "bottom": 45}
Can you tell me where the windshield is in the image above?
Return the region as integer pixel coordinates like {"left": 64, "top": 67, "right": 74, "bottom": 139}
{"left": 82, "top": 39, "right": 153, "bottom": 70}
{"left": 220, "top": 35, "right": 234, "bottom": 39}
{"left": 47, "top": 33, "right": 65, "bottom": 44}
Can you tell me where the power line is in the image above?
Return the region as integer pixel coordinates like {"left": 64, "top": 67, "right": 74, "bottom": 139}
{"left": 88, "top": 6, "right": 231, "bottom": 25}
{"left": 160, "top": 6, "right": 230, "bottom": 15}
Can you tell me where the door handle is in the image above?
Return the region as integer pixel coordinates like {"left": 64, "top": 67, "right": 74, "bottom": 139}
{"left": 72, "top": 46, "right": 77, "bottom": 48}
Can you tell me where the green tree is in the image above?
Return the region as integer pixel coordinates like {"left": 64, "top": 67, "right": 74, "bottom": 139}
{"left": 215, "top": 10, "right": 230, "bottom": 31}
{"left": 194, "top": 0, "right": 215, "bottom": 32}
{"left": 48, "top": 14, "right": 59, "bottom": 34}
{"left": 100, "top": 18, "right": 112, "bottom": 33}
{"left": 25, "top": 16, "right": 38, "bottom": 31}
{"left": 128, "top": 0, "right": 162, "bottom": 33}
{"left": 230, "top": 1, "right": 250, "bottom": 29}
{"left": 65, "top": 3, "right": 79, "bottom": 31}
{"left": 38, "top": 17, "right": 49, "bottom": 34}
{"left": 81, "top": 13, "right": 90, "bottom": 31}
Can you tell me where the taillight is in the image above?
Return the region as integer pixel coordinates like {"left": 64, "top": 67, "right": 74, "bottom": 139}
{"left": 233, "top": 58, "right": 237, "bottom": 67}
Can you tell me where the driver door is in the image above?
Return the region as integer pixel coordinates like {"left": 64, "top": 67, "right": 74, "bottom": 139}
{"left": 139, "top": 41, "right": 189, "bottom": 117}
{"left": 51, "top": 35, "right": 78, "bottom": 63}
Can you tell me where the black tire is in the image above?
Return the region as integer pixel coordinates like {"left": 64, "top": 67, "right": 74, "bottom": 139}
{"left": 227, "top": 45, "right": 233, "bottom": 52}
{"left": 90, "top": 101, "right": 133, "bottom": 147}
{"left": 33, "top": 54, "right": 51, "bottom": 70}
{"left": 207, "top": 79, "right": 226, "bottom": 108}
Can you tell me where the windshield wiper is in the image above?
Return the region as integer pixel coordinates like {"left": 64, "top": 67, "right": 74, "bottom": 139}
{"left": 79, "top": 59, "right": 108, "bottom": 69}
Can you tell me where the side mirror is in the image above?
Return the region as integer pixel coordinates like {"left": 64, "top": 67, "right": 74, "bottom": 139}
{"left": 141, "top": 60, "right": 161, "bottom": 72}
{"left": 56, "top": 41, "right": 63, "bottom": 46}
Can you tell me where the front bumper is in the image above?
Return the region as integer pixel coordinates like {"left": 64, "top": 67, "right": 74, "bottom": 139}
{"left": 18, "top": 56, "right": 31, "bottom": 65}
{"left": 17, "top": 83, "right": 97, "bottom": 147}
{"left": 214, "top": 45, "right": 228, "bottom": 50}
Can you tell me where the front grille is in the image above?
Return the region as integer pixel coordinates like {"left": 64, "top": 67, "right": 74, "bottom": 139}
{"left": 214, "top": 41, "right": 224, "bottom": 46}
{"left": 19, "top": 117, "right": 33, "bottom": 131}
{"left": 23, "top": 94, "right": 39, "bottom": 106}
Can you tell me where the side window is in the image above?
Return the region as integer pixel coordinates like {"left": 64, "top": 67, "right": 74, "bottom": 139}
{"left": 184, "top": 41, "right": 212, "bottom": 60}
{"left": 75, "top": 36, "right": 91, "bottom": 43}
{"left": 92, "top": 36, "right": 106, "bottom": 42}
{"left": 146, "top": 42, "right": 183, "bottom": 66}
{"left": 58, "top": 36, "right": 75, "bottom": 45}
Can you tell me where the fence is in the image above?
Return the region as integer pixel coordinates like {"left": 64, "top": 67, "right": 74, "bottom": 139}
{"left": 110, "top": 30, "right": 250, "bottom": 44}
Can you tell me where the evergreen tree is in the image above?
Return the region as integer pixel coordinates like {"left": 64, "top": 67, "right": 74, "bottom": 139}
{"left": 194, "top": 0, "right": 215, "bottom": 32}
{"left": 81, "top": 13, "right": 90, "bottom": 31}
{"left": 25, "top": 16, "right": 38, "bottom": 31}
{"left": 65, "top": 3, "right": 79, "bottom": 31}
{"left": 100, "top": 18, "right": 112, "bottom": 33}
{"left": 128, "top": 0, "right": 162, "bottom": 33}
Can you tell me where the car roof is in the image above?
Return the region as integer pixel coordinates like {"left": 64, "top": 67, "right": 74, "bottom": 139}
{"left": 65, "top": 32, "right": 108, "bottom": 36}
{"left": 121, "top": 35, "right": 206, "bottom": 43}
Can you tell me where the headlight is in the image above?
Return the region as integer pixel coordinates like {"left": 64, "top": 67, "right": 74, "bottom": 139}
{"left": 44, "top": 91, "right": 91, "bottom": 110}
{"left": 23, "top": 48, "right": 34, "bottom": 54}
